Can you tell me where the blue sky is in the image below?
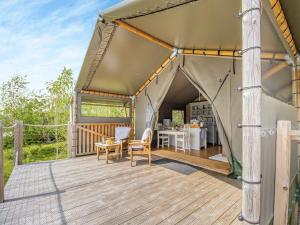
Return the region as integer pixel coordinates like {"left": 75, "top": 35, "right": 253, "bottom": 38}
{"left": 0, "top": 0, "right": 121, "bottom": 90}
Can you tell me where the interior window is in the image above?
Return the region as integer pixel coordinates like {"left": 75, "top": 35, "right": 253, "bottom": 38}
{"left": 172, "top": 110, "right": 184, "bottom": 126}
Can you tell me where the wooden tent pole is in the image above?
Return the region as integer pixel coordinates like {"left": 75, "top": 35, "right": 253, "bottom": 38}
{"left": 80, "top": 90, "right": 131, "bottom": 99}
{"left": 115, "top": 20, "right": 174, "bottom": 51}
{"left": 262, "top": 61, "right": 289, "bottom": 81}
{"left": 179, "top": 49, "right": 287, "bottom": 61}
{"left": 135, "top": 53, "right": 177, "bottom": 96}
{"left": 240, "top": 0, "right": 262, "bottom": 224}
{"left": 268, "top": 0, "right": 298, "bottom": 57}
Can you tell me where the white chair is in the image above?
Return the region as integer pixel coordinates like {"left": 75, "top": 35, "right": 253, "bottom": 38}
{"left": 200, "top": 128, "right": 207, "bottom": 149}
{"left": 176, "top": 125, "right": 191, "bottom": 153}
{"left": 158, "top": 133, "right": 169, "bottom": 148}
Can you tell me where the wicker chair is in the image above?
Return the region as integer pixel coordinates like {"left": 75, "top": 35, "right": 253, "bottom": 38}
{"left": 128, "top": 128, "right": 153, "bottom": 167}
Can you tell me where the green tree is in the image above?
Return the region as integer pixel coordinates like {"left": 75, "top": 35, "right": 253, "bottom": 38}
{"left": 46, "top": 67, "right": 74, "bottom": 124}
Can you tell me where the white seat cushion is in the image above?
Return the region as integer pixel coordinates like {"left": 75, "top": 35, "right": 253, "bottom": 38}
{"left": 132, "top": 145, "right": 144, "bottom": 150}
{"left": 141, "top": 128, "right": 152, "bottom": 143}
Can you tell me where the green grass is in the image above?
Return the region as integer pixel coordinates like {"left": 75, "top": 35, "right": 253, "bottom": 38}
{"left": 4, "top": 142, "right": 67, "bottom": 184}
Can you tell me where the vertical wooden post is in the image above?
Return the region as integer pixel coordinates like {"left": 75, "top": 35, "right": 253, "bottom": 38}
{"left": 241, "top": 0, "right": 262, "bottom": 224}
{"left": 14, "top": 121, "right": 23, "bottom": 166}
{"left": 295, "top": 64, "right": 300, "bottom": 183}
{"left": 274, "top": 120, "right": 291, "bottom": 225}
{"left": 0, "top": 122, "right": 4, "bottom": 203}
{"left": 67, "top": 121, "right": 76, "bottom": 158}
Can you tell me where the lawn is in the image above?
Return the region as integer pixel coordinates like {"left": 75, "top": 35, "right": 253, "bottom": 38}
{"left": 4, "top": 142, "right": 67, "bottom": 184}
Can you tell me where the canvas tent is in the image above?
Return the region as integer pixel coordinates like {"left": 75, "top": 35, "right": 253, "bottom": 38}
{"left": 74, "top": 0, "right": 300, "bottom": 224}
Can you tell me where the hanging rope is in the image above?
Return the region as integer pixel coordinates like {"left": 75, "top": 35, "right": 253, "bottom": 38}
{"left": 211, "top": 71, "right": 231, "bottom": 103}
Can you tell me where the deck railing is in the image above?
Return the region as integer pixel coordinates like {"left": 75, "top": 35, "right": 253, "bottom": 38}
{"left": 74, "top": 123, "right": 131, "bottom": 156}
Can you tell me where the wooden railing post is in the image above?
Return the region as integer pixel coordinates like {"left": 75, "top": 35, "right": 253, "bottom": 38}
{"left": 0, "top": 121, "right": 4, "bottom": 203}
{"left": 68, "top": 122, "right": 76, "bottom": 158}
{"left": 14, "top": 121, "right": 23, "bottom": 166}
{"left": 274, "top": 120, "right": 291, "bottom": 225}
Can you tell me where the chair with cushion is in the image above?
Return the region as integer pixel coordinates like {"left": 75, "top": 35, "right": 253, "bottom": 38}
{"left": 128, "top": 128, "right": 153, "bottom": 167}
{"left": 105, "top": 127, "right": 131, "bottom": 158}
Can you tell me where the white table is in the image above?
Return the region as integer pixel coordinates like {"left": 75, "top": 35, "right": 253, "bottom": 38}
{"left": 157, "top": 130, "right": 184, "bottom": 151}
{"left": 157, "top": 129, "right": 207, "bottom": 151}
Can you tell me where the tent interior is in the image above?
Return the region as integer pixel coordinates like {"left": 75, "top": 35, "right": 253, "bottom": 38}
{"left": 154, "top": 68, "right": 229, "bottom": 169}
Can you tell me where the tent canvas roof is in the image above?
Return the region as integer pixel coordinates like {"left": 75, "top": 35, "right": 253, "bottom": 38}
{"left": 75, "top": 0, "right": 299, "bottom": 103}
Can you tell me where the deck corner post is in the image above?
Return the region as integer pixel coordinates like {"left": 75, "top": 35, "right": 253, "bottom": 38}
{"left": 13, "top": 120, "right": 23, "bottom": 166}
{"left": 0, "top": 121, "right": 4, "bottom": 203}
{"left": 68, "top": 121, "right": 76, "bottom": 158}
{"left": 274, "top": 120, "right": 291, "bottom": 225}
{"left": 241, "top": 0, "right": 262, "bottom": 224}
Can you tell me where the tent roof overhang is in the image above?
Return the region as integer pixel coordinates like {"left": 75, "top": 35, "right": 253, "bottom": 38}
{"left": 75, "top": 0, "right": 299, "bottom": 102}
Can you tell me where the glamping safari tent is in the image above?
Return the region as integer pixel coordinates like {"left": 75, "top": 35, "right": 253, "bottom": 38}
{"left": 72, "top": 0, "right": 300, "bottom": 224}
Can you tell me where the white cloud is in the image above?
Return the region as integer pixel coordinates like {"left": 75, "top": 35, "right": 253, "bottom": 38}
{"left": 0, "top": 0, "right": 117, "bottom": 91}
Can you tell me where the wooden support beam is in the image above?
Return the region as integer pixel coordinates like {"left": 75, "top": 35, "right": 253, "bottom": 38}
{"left": 262, "top": 0, "right": 298, "bottom": 62}
{"left": 268, "top": 0, "right": 298, "bottom": 56}
{"left": 80, "top": 90, "right": 131, "bottom": 99}
{"left": 262, "top": 61, "right": 289, "bottom": 81}
{"left": 240, "top": 0, "right": 262, "bottom": 224}
{"left": 274, "top": 120, "right": 291, "bottom": 225}
{"left": 135, "top": 53, "right": 177, "bottom": 96}
{"left": 179, "top": 48, "right": 288, "bottom": 61}
{"left": 0, "top": 122, "right": 4, "bottom": 203}
{"left": 115, "top": 20, "right": 174, "bottom": 51}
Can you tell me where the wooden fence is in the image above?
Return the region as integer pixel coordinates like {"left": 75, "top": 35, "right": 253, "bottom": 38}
{"left": 75, "top": 123, "right": 131, "bottom": 156}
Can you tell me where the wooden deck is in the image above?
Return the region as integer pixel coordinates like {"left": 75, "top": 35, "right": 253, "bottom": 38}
{"left": 153, "top": 147, "right": 232, "bottom": 175}
{"left": 0, "top": 155, "right": 241, "bottom": 225}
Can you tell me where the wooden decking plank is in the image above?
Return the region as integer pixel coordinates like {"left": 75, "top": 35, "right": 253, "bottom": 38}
{"left": 0, "top": 155, "right": 242, "bottom": 225}
{"left": 212, "top": 200, "right": 242, "bottom": 225}
{"left": 175, "top": 186, "right": 236, "bottom": 225}
{"left": 229, "top": 215, "right": 243, "bottom": 225}
{"left": 189, "top": 190, "right": 241, "bottom": 224}
{"left": 70, "top": 171, "right": 209, "bottom": 225}
{"left": 104, "top": 175, "right": 218, "bottom": 225}
{"left": 158, "top": 183, "right": 233, "bottom": 225}
{"left": 121, "top": 177, "right": 225, "bottom": 225}
{"left": 42, "top": 165, "right": 175, "bottom": 224}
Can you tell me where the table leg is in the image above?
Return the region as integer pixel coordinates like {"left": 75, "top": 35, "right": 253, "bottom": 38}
{"left": 175, "top": 134, "right": 177, "bottom": 152}
{"left": 106, "top": 147, "right": 108, "bottom": 164}
{"left": 117, "top": 145, "right": 120, "bottom": 160}
{"left": 97, "top": 147, "right": 99, "bottom": 160}
{"left": 157, "top": 132, "right": 159, "bottom": 149}
{"left": 120, "top": 143, "right": 123, "bottom": 159}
